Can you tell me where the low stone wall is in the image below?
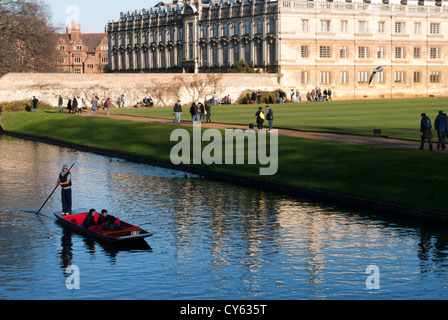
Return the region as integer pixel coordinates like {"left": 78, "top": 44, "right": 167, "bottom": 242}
{"left": 0, "top": 73, "right": 280, "bottom": 108}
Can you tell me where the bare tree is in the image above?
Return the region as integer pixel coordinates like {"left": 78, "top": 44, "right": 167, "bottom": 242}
{"left": 0, "top": 0, "right": 58, "bottom": 76}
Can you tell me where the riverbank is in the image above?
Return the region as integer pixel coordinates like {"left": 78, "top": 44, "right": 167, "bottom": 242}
{"left": 2, "top": 111, "right": 448, "bottom": 223}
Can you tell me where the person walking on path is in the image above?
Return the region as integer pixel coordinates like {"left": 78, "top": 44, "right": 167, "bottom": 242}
{"left": 173, "top": 100, "right": 182, "bottom": 124}
{"left": 121, "top": 94, "right": 125, "bottom": 108}
{"left": 106, "top": 98, "right": 112, "bottom": 118}
{"left": 91, "top": 94, "right": 98, "bottom": 114}
{"left": 32, "top": 96, "right": 38, "bottom": 112}
{"left": 290, "top": 89, "right": 295, "bottom": 103}
{"left": 72, "top": 97, "right": 78, "bottom": 114}
{"left": 190, "top": 102, "right": 198, "bottom": 124}
{"left": 257, "top": 90, "right": 262, "bottom": 105}
{"left": 265, "top": 105, "right": 274, "bottom": 133}
{"left": 255, "top": 107, "right": 264, "bottom": 131}
{"left": 58, "top": 96, "right": 63, "bottom": 113}
{"left": 205, "top": 99, "right": 211, "bottom": 123}
{"left": 434, "top": 110, "right": 447, "bottom": 150}
{"left": 57, "top": 165, "right": 72, "bottom": 216}
{"left": 419, "top": 113, "right": 433, "bottom": 150}
{"left": 296, "top": 89, "right": 300, "bottom": 103}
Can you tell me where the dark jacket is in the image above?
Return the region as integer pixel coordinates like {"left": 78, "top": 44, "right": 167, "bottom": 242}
{"left": 435, "top": 113, "right": 447, "bottom": 132}
{"left": 265, "top": 108, "right": 274, "bottom": 121}
{"left": 82, "top": 213, "right": 96, "bottom": 228}
{"left": 173, "top": 103, "right": 182, "bottom": 113}
{"left": 420, "top": 116, "right": 433, "bottom": 139}
{"left": 255, "top": 110, "right": 264, "bottom": 124}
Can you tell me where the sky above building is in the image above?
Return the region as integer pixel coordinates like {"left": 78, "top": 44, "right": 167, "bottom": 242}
{"left": 45, "top": 0, "right": 159, "bottom": 33}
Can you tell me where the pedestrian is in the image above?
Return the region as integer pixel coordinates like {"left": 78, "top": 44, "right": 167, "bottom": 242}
{"left": 106, "top": 97, "right": 111, "bottom": 118}
{"left": 257, "top": 90, "right": 262, "bottom": 105}
{"left": 434, "top": 110, "right": 447, "bottom": 150}
{"left": 198, "top": 102, "right": 205, "bottom": 123}
{"left": 190, "top": 102, "right": 198, "bottom": 124}
{"left": 31, "top": 96, "right": 38, "bottom": 112}
{"left": 58, "top": 96, "right": 63, "bottom": 113}
{"left": 265, "top": 105, "right": 274, "bottom": 133}
{"left": 205, "top": 99, "right": 211, "bottom": 123}
{"left": 290, "top": 89, "right": 295, "bottom": 103}
{"left": 72, "top": 97, "right": 78, "bottom": 114}
{"left": 328, "top": 88, "right": 333, "bottom": 101}
{"left": 173, "top": 99, "right": 182, "bottom": 124}
{"left": 251, "top": 91, "right": 257, "bottom": 105}
{"left": 121, "top": 94, "right": 125, "bottom": 108}
{"left": 57, "top": 165, "right": 72, "bottom": 216}
{"left": 91, "top": 94, "right": 98, "bottom": 114}
{"left": 77, "top": 96, "right": 83, "bottom": 114}
{"left": 296, "top": 89, "right": 301, "bottom": 103}
{"left": 255, "top": 107, "right": 264, "bottom": 130}
{"left": 419, "top": 113, "right": 433, "bottom": 150}
{"left": 212, "top": 92, "right": 218, "bottom": 106}
{"left": 67, "top": 99, "right": 72, "bottom": 114}
{"left": 323, "top": 89, "right": 328, "bottom": 101}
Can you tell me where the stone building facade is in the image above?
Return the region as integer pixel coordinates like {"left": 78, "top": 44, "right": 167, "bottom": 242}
{"left": 55, "top": 22, "right": 109, "bottom": 74}
{"left": 107, "top": 0, "right": 448, "bottom": 99}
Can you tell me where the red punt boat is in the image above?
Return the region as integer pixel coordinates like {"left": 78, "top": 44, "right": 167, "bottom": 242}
{"left": 54, "top": 212, "right": 152, "bottom": 243}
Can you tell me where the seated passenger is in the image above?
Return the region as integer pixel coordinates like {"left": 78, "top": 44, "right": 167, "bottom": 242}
{"left": 98, "top": 209, "right": 124, "bottom": 231}
{"left": 82, "top": 209, "right": 97, "bottom": 228}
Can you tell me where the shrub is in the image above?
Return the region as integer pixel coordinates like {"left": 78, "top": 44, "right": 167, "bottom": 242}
{"left": 236, "top": 90, "right": 276, "bottom": 104}
{"left": 0, "top": 100, "right": 54, "bottom": 112}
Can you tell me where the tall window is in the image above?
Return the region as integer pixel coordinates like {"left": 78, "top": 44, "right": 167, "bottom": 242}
{"left": 358, "top": 21, "right": 368, "bottom": 33}
{"left": 414, "top": 71, "right": 421, "bottom": 83}
{"left": 234, "top": 44, "right": 239, "bottom": 63}
{"left": 301, "top": 19, "right": 309, "bottom": 32}
{"left": 234, "top": 22, "right": 239, "bottom": 36}
{"left": 301, "top": 71, "right": 308, "bottom": 84}
{"left": 320, "top": 20, "right": 331, "bottom": 32}
{"left": 394, "top": 47, "right": 405, "bottom": 59}
{"left": 430, "top": 71, "right": 440, "bottom": 83}
{"left": 340, "top": 46, "right": 347, "bottom": 58}
{"left": 377, "top": 47, "right": 384, "bottom": 59}
{"left": 301, "top": 46, "right": 309, "bottom": 58}
{"left": 394, "top": 22, "right": 404, "bottom": 34}
{"left": 430, "top": 23, "right": 440, "bottom": 34}
{"left": 340, "top": 20, "right": 347, "bottom": 33}
{"left": 244, "top": 21, "right": 250, "bottom": 35}
{"left": 320, "top": 71, "right": 330, "bottom": 84}
{"left": 414, "top": 22, "right": 421, "bottom": 34}
{"left": 394, "top": 71, "right": 405, "bottom": 83}
{"left": 319, "top": 46, "right": 331, "bottom": 58}
{"left": 430, "top": 47, "right": 439, "bottom": 59}
{"left": 378, "top": 21, "right": 385, "bottom": 33}
{"left": 269, "top": 18, "right": 276, "bottom": 33}
{"left": 256, "top": 19, "right": 263, "bottom": 34}
{"left": 222, "top": 23, "right": 228, "bottom": 37}
{"left": 413, "top": 47, "right": 421, "bottom": 59}
{"left": 340, "top": 71, "right": 347, "bottom": 84}
{"left": 358, "top": 46, "right": 368, "bottom": 59}
{"left": 358, "top": 71, "right": 368, "bottom": 83}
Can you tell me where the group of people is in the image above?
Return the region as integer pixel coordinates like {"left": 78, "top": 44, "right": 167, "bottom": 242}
{"left": 308, "top": 88, "right": 333, "bottom": 102}
{"left": 172, "top": 99, "right": 213, "bottom": 124}
{"left": 255, "top": 105, "right": 274, "bottom": 132}
{"left": 58, "top": 94, "right": 113, "bottom": 115}
{"left": 420, "top": 111, "right": 447, "bottom": 150}
{"left": 82, "top": 209, "right": 124, "bottom": 231}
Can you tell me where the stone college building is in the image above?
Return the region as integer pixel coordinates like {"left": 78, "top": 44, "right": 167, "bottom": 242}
{"left": 106, "top": 0, "right": 448, "bottom": 99}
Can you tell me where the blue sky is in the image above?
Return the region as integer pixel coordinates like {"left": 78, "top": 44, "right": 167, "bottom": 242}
{"left": 45, "top": 0, "right": 159, "bottom": 33}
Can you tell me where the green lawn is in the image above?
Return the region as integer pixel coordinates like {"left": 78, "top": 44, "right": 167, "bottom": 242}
{"left": 109, "top": 97, "right": 448, "bottom": 140}
{"left": 2, "top": 111, "right": 448, "bottom": 214}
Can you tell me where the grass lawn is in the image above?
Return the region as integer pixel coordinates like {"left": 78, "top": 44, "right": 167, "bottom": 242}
{"left": 109, "top": 97, "right": 448, "bottom": 141}
{"left": 2, "top": 111, "right": 448, "bottom": 214}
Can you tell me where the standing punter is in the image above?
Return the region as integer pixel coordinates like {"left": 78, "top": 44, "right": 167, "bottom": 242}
{"left": 57, "top": 165, "right": 72, "bottom": 215}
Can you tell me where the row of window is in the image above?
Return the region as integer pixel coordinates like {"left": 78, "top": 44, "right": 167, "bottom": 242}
{"left": 57, "top": 45, "right": 109, "bottom": 51}
{"left": 301, "top": 71, "right": 441, "bottom": 84}
{"left": 301, "top": 19, "right": 441, "bottom": 35}
{"left": 56, "top": 57, "right": 108, "bottom": 64}
{"left": 301, "top": 45, "right": 442, "bottom": 59}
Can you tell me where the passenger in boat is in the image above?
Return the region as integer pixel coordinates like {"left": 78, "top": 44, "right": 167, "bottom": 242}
{"left": 82, "top": 209, "right": 97, "bottom": 228}
{"left": 98, "top": 209, "right": 124, "bottom": 231}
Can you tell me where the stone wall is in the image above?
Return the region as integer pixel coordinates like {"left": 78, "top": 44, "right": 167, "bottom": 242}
{"left": 0, "top": 73, "right": 280, "bottom": 107}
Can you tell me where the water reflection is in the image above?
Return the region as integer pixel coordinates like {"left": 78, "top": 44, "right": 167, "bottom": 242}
{"left": 2, "top": 134, "right": 448, "bottom": 299}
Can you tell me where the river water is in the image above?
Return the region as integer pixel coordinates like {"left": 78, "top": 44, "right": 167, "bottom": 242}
{"left": 1, "top": 134, "right": 448, "bottom": 300}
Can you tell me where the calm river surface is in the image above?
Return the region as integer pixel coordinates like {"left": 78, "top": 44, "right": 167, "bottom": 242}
{"left": 1, "top": 134, "right": 448, "bottom": 300}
